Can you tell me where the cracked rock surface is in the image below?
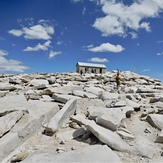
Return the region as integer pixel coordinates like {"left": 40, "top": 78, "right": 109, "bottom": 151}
{"left": 0, "top": 71, "right": 163, "bottom": 162}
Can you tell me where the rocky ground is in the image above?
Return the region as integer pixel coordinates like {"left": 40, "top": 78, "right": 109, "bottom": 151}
{"left": 0, "top": 70, "right": 163, "bottom": 162}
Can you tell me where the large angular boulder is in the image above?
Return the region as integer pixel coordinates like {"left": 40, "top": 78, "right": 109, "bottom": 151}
{"left": 80, "top": 119, "right": 135, "bottom": 152}
{"left": 95, "top": 111, "right": 125, "bottom": 131}
{"left": 44, "top": 98, "right": 77, "bottom": 135}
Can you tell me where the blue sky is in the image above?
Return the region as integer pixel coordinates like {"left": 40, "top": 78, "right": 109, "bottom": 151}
{"left": 0, "top": 0, "right": 163, "bottom": 81}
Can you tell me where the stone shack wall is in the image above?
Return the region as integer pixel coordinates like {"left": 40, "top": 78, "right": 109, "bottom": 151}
{"left": 76, "top": 65, "right": 106, "bottom": 74}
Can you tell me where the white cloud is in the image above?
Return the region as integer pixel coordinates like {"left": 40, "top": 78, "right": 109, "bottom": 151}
{"left": 87, "top": 42, "right": 125, "bottom": 53}
{"left": 88, "top": 57, "right": 108, "bottom": 62}
{"left": 0, "top": 50, "right": 29, "bottom": 73}
{"left": 71, "top": 0, "right": 82, "bottom": 3}
{"left": 82, "top": 6, "right": 86, "bottom": 15}
{"left": 8, "top": 24, "right": 54, "bottom": 40}
{"left": 157, "top": 52, "right": 163, "bottom": 55}
{"left": 129, "top": 32, "right": 138, "bottom": 39}
{"left": 143, "top": 69, "right": 150, "bottom": 72}
{"left": 8, "top": 29, "right": 23, "bottom": 37}
{"left": 49, "top": 50, "right": 62, "bottom": 58}
{"left": 83, "top": 44, "right": 94, "bottom": 49}
{"left": 23, "top": 40, "right": 51, "bottom": 52}
{"left": 0, "top": 50, "right": 8, "bottom": 56}
{"left": 93, "top": 0, "right": 163, "bottom": 37}
{"left": 57, "top": 41, "right": 63, "bottom": 45}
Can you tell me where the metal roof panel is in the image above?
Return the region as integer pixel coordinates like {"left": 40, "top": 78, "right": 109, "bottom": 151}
{"left": 77, "top": 62, "right": 106, "bottom": 68}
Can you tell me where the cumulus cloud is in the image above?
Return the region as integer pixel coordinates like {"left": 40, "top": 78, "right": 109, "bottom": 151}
{"left": 93, "top": 0, "right": 163, "bottom": 37}
{"left": 8, "top": 24, "right": 54, "bottom": 40}
{"left": 0, "top": 50, "right": 29, "bottom": 73}
{"left": 86, "top": 42, "right": 125, "bottom": 53}
{"left": 88, "top": 57, "right": 108, "bottom": 62}
{"left": 23, "top": 40, "right": 51, "bottom": 51}
{"left": 49, "top": 50, "right": 62, "bottom": 58}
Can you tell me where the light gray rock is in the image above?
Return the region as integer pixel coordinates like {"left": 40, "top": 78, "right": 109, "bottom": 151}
{"left": 87, "top": 106, "right": 134, "bottom": 120}
{"left": 126, "top": 99, "right": 141, "bottom": 110}
{"left": 0, "top": 110, "right": 23, "bottom": 137}
{"left": 134, "top": 135, "right": 156, "bottom": 158}
{"left": 81, "top": 119, "right": 134, "bottom": 152}
{"left": 0, "top": 91, "right": 8, "bottom": 97}
{"left": 155, "top": 129, "right": 163, "bottom": 143}
{"left": 44, "top": 98, "right": 77, "bottom": 135}
{"left": 0, "top": 94, "right": 28, "bottom": 114}
{"left": 72, "top": 90, "right": 85, "bottom": 97}
{"left": 55, "top": 128, "right": 86, "bottom": 141}
{"left": 22, "top": 145, "right": 121, "bottom": 162}
{"left": 99, "top": 91, "right": 120, "bottom": 101}
{"left": 87, "top": 106, "right": 109, "bottom": 120}
{"left": 83, "top": 92, "right": 98, "bottom": 99}
{"left": 0, "top": 85, "right": 17, "bottom": 91}
{"left": 147, "top": 114, "right": 163, "bottom": 130}
{"left": 11, "top": 114, "right": 44, "bottom": 139}
{"left": 9, "top": 78, "right": 22, "bottom": 85}
{"left": 29, "top": 79, "right": 49, "bottom": 86}
{"left": 0, "top": 132, "right": 20, "bottom": 161}
{"left": 113, "top": 100, "right": 126, "bottom": 107}
{"left": 0, "top": 99, "right": 59, "bottom": 160}
{"left": 116, "top": 130, "right": 134, "bottom": 140}
{"left": 136, "top": 87, "right": 161, "bottom": 94}
{"left": 96, "top": 111, "right": 125, "bottom": 131}
{"left": 149, "top": 97, "right": 160, "bottom": 103}
{"left": 52, "top": 93, "right": 79, "bottom": 103}
{"left": 75, "top": 98, "right": 106, "bottom": 116}
{"left": 49, "top": 86, "right": 72, "bottom": 95}
{"left": 84, "top": 86, "right": 104, "bottom": 96}
{"left": 125, "top": 86, "right": 138, "bottom": 93}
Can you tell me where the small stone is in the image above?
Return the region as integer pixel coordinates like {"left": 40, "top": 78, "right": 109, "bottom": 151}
{"left": 60, "top": 140, "right": 66, "bottom": 144}
{"left": 71, "top": 146, "right": 77, "bottom": 150}
{"left": 144, "top": 127, "right": 151, "bottom": 133}
{"left": 56, "top": 147, "right": 65, "bottom": 153}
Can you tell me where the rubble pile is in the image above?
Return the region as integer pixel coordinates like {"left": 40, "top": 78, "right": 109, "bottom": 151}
{"left": 0, "top": 71, "right": 163, "bottom": 162}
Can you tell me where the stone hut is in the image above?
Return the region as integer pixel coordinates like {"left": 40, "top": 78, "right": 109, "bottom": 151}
{"left": 76, "top": 62, "right": 107, "bottom": 74}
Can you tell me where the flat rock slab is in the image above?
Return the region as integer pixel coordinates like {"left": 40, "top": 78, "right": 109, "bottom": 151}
{"left": 99, "top": 91, "right": 120, "bottom": 101}
{"left": 22, "top": 145, "right": 121, "bottom": 162}
{"left": 0, "top": 110, "right": 23, "bottom": 137}
{"left": 80, "top": 119, "right": 134, "bottom": 152}
{"left": 134, "top": 135, "right": 156, "bottom": 159}
{"left": 52, "top": 93, "right": 79, "bottom": 103}
{"left": 147, "top": 114, "right": 163, "bottom": 130}
{"left": 45, "top": 98, "right": 77, "bottom": 135}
